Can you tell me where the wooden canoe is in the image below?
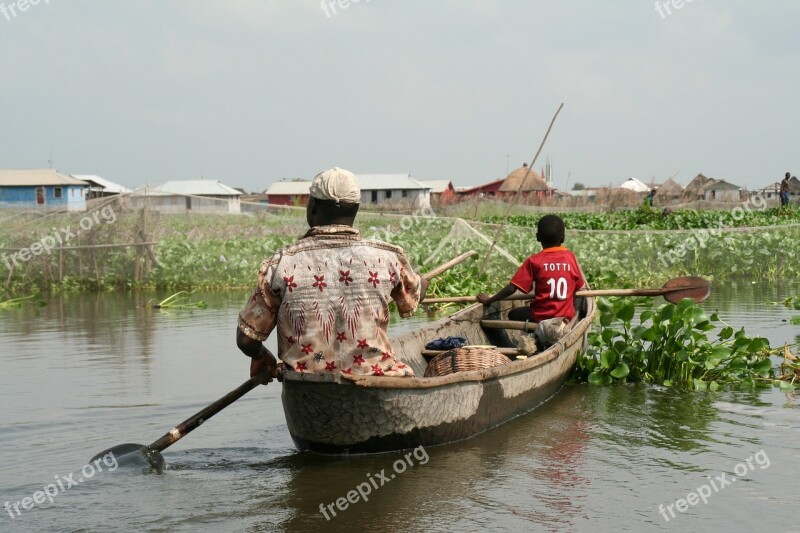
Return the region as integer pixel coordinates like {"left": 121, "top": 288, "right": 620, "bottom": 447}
{"left": 280, "top": 297, "right": 595, "bottom": 454}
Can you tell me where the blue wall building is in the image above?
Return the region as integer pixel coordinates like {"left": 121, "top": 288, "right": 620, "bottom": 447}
{"left": 0, "top": 169, "right": 88, "bottom": 211}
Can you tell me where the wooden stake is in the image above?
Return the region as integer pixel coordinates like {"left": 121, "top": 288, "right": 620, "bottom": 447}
{"left": 478, "top": 102, "right": 565, "bottom": 276}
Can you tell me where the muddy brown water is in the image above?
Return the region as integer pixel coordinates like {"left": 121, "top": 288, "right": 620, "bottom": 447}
{"left": 1, "top": 284, "right": 798, "bottom": 532}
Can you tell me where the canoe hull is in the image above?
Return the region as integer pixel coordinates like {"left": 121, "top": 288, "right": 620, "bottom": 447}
{"left": 281, "top": 299, "right": 594, "bottom": 454}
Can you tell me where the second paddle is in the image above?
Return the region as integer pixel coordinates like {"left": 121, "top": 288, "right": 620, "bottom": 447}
{"left": 422, "top": 276, "right": 710, "bottom": 305}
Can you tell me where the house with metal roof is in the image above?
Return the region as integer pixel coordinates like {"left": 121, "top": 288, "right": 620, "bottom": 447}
{"left": 264, "top": 174, "right": 432, "bottom": 209}
{"left": 456, "top": 178, "right": 505, "bottom": 199}
{"left": 129, "top": 179, "right": 243, "bottom": 213}
{"left": 702, "top": 178, "right": 742, "bottom": 202}
{"left": 264, "top": 180, "right": 313, "bottom": 206}
{"left": 72, "top": 174, "right": 131, "bottom": 199}
{"left": 357, "top": 174, "right": 431, "bottom": 209}
{"left": 0, "top": 169, "right": 88, "bottom": 211}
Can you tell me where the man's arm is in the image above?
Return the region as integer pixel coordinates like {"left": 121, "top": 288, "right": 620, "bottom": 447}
{"left": 391, "top": 250, "right": 426, "bottom": 318}
{"left": 236, "top": 329, "right": 278, "bottom": 384}
{"left": 237, "top": 258, "right": 281, "bottom": 384}
{"left": 477, "top": 283, "right": 519, "bottom": 306}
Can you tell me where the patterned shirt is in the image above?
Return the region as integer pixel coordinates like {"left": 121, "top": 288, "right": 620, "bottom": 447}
{"left": 238, "top": 225, "right": 421, "bottom": 377}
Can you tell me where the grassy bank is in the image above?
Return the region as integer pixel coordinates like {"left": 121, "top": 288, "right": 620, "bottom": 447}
{"left": 2, "top": 205, "right": 799, "bottom": 297}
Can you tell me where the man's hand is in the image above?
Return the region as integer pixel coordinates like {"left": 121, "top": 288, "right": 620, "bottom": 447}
{"left": 250, "top": 351, "right": 278, "bottom": 385}
{"left": 419, "top": 277, "right": 430, "bottom": 301}
{"left": 476, "top": 293, "right": 493, "bottom": 306}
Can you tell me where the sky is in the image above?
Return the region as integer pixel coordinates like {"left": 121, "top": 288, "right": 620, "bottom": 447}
{"left": 0, "top": 0, "right": 797, "bottom": 192}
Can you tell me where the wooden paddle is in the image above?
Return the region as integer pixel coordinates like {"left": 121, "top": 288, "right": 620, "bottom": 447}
{"left": 90, "top": 373, "right": 270, "bottom": 470}
{"left": 422, "top": 250, "right": 478, "bottom": 280}
{"left": 421, "top": 276, "right": 711, "bottom": 305}
{"left": 90, "top": 251, "right": 479, "bottom": 470}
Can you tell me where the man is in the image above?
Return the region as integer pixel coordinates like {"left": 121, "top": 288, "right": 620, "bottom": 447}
{"left": 644, "top": 189, "right": 656, "bottom": 208}
{"left": 780, "top": 173, "right": 790, "bottom": 206}
{"left": 236, "top": 167, "right": 428, "bottom": 382}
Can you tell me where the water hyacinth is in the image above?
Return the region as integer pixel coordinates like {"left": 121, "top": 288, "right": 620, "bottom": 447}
{"left": 484, "top": 205, "right": 800, "bottom": 231}
{"left": 574, "top": 297, "right": 793, "bottom": 391}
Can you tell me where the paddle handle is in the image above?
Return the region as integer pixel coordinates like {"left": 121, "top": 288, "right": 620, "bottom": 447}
{"left": 480, "top": 319, "right": 539, "bottom": 332}
{"left": 144, "top": 250, "right": 478, "bottom": 455}
{"left": 506, "top": 287, "right": 684, "bottom": 299}
{"left": 422, "top": 250, "right": 478, "bottom": 280}
{"left": 148, "top": 373, "right": 268, "bottom": 453}
{"left": 422, "top": 286, "right": 698, "bottom": 304}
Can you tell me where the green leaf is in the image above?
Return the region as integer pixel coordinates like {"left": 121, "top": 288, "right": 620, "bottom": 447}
{"left": 601, "top": 328, "right": 616, "bottom": 343}
{"left": 617, "top": 301, "right": 635, "bottom": 322}
{"left": 710, "top": 346, "right": 732, "bottom": 359}
{"left": 752, "top": 358, "right": 772, "bottom": 374}
{"left": 709, "top": 381, "right": 720, "bottom": 391}
{"left": 641, "top": 328, "right": 658, "bottom": 342}
{"left": 610, "top": 362, "right": 630, "bottom": 379}
{"left": 746, "top": 338, "right": 770, "bottom": 353}
{"left": 693, "top": 379, "right": 708, "bottom": 391}
{"left": 678, "top": 298, "right": 695, "bottom": 313}
{"left": 600, "top": 349, "right": 618, "bottom": 370}
{"left": 597, "top": 298, "right": 613, "bottom": 313}
{"left": 718, "top": 326, "right": 734, "bottom": 340}
{"left": 588, "top": 371, "right": 605, "bottom": 385}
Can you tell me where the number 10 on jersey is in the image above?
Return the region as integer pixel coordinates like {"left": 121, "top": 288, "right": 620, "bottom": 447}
{"left": 547, "top": 277, "right": 568, "bottom": 300}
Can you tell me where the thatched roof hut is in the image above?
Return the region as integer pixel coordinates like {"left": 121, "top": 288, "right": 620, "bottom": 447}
{"left": 684, "top": 173, "right": 714, "bottom": 200}
{"left": 656, "top": 177, "right": 684, "bottom": 201}
{"left": 498, "top": 163, "right": 550, "bottom": 193}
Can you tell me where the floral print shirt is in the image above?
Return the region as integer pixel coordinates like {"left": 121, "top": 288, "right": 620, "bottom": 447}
{"left": 238, "top": 225, "right": 421, "bottom": 377}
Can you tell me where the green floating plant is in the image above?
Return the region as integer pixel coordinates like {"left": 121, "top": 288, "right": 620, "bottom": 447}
{"left": 0, "top": 295, "right": 46, "bottom": 309}
{"left": 150, "top": 290, "right": 208, "bottom": 309}
{"left": 575, "top": 297, "right": 791, "bottom": 391}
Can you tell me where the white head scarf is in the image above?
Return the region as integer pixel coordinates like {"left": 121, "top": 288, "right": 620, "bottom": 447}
{"left": 309, "top": 167, "right": 361, "bottom": 204}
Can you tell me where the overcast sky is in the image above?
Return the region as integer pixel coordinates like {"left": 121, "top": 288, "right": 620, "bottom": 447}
{"left": 0, "top": 0, "right": 797, "bottom": 191}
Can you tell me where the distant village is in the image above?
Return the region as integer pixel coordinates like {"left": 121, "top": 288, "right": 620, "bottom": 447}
{"left": 0, "top": 165, "right": 796, "bottom": 214}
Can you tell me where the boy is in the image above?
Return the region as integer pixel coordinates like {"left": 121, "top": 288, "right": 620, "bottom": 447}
{"left": 476, "top": 214, "right": 586, "bottom": 349}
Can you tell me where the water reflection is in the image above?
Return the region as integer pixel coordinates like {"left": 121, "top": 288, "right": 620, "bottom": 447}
{"left": 0, "top": 285, "right": 798, "bottom": 532}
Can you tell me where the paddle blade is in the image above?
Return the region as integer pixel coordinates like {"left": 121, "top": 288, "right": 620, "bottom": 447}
{"left": 91, "top": 443, "right": 166, "bottom": 472}
{"left": 662, "top": 276, "right": 710, "bottom": 304}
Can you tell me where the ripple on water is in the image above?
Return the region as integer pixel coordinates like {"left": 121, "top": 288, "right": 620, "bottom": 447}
{"left": 1, "top": 288, "right": 799, "bottom": 532}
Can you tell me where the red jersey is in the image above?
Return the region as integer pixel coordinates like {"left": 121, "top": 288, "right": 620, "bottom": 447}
{"left": 509, "top": 246, "right": 586, "bottom": 322}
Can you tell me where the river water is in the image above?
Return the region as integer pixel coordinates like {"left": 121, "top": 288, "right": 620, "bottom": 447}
{"left": 1, "top": 284, "right": 798, "bottom": 532}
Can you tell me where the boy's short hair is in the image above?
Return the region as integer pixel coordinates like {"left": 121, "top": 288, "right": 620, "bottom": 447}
{"left": 537, "top": 214, "right": 565, "bottom": 246}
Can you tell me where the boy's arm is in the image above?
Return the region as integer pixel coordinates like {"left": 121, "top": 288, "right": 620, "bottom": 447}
{"left": 477, "top": 283, "right": 519, "bottom": 306}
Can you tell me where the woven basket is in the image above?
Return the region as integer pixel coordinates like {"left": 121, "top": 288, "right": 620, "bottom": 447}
{"left": 424, "top": 346, "right": 512, "bottom": 377}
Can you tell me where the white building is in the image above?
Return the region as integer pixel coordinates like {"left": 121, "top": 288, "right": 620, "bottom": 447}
{"left": 72, "top": 174, "right": 131, "bottom": 199}
{"left": 619, "top": 177, "right": 651, "bottom": 193}
{"left": 129, "top": 180, "right": 242, "bottom": 213}
{"left": 358, "top": 174, "right": 431, "bottom": 209}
